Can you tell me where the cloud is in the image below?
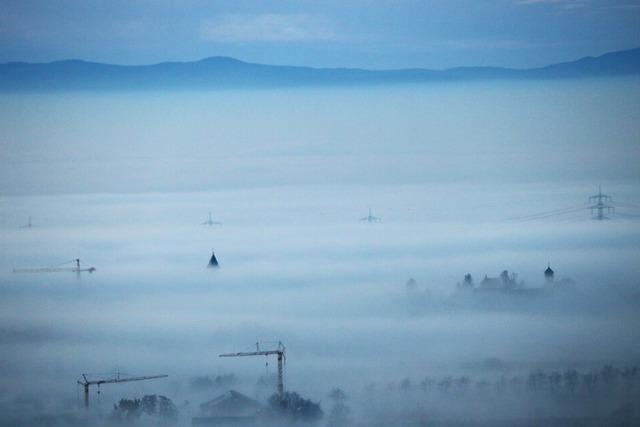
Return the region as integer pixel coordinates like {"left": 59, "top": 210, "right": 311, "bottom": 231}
{"left": 516, "top": 0, "right": 578, "bottom": 4}
{"left": 515, "top": 0, "right": 590, "bottom": 8}
{"left": 515, "top": 0, "right": 640, "bottom": 11}
{"left": 201, "top": 14, "right": 338, "bottom": 43}
{"left": 517, "top": 0, "right": 560, "bottom": 3}
{"left": 426, "top": 38, "right": 537, "bottom": 50}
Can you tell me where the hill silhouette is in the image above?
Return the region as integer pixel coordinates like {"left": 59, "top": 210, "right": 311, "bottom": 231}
{"left": 1, "top": 47, "right": 639, "bottom": 91}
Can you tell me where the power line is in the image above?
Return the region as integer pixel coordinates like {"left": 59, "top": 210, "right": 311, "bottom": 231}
{"left": 615, "top": 212, "right": 640, "bottom": 219}
{"left": 508, "top": 205, "right": 586, "bottom": 221}
{"left": 507, "top": 186, "right": 635, "bottom": 222}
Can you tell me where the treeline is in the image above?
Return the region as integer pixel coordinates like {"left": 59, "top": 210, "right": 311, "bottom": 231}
{"left": 364, "top": 365, "right": 640, "bottom": 399}
{"left": 109, "top": 394, "right": 179, "bottom": 423}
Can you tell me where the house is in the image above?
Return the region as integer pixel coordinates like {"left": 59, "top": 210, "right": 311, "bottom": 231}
{"left": 545, "top": 263, "right": 555, "bottom": 282}
{"left": 192, "top": 390, "right": 263, "bottom": 426}
{"left": 479, "top": 270, "right": 522, "bottom": 290}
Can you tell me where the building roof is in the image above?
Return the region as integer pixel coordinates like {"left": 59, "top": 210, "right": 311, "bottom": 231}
{"left": 208, "top": 249, "right": 219, "bottom": 268}
{"left": 200, "top": 390, "right": 263, "bottom": 417}
{"left": 480, "top": 276, "right": 503, "bottom": 289}
{"left": 545, "top": 264, "right": 554, "bottom": 276}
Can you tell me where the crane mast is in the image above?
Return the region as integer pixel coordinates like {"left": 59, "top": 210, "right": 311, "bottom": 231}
{"left": 219, "top": 341, "right": 286, "bottom": 399}
{"left": 77, "top": 373, "right": 168, "bottom": 408}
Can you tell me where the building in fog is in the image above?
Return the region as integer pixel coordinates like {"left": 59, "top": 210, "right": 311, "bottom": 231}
{"left": 479, "top": 270, "right": 523, "bottom": 290}
{"left": 193, "top": 390, "right": 263, "bottom": 426}
{"left": 457, "top": 274, "right": 474, "bottom": 289}
{"left": 545, "top": 263, "right": 555, "bottom": 283}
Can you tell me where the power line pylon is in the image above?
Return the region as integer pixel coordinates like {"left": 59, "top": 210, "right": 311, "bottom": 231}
{"left": 588, "top": 185, "right": 615, "bottom": 220}
{"left": 201, "top": 212, "right": 221, "bottom": 226}
{"left": 360, "top": 208, "right": 381, "bottom": 223}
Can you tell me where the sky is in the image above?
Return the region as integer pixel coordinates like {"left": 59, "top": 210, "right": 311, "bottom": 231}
{"left": 1, "top": 0, "right": 639, "bottom": 69}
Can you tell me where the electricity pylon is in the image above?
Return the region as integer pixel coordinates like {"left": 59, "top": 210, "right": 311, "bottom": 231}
{"left": 588, "top": 185, "right": 615, "bottom": 220}
{"left": 201, "top": 212, "right": 221, "bottom": 226}
{"left": 360, "top": 208, "right": 381, "bottom": 223}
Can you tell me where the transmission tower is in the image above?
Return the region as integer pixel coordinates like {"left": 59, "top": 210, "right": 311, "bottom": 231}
{"left": 201, "top": 212, "right": 221, "bottom": 226}
{"left": 360, "top": 208, "right": 381, "bottom": 223}
{"left": 509, "top": 185, "right": 636, "bottom": 222}
{"left": 588, "top": 185, "right": 614, "bottom": 220}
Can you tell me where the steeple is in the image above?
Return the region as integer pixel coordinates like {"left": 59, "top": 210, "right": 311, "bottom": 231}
{"left": 544, "top": 262, "right": 554, "bottom": 282}
{"left": 208, "top": 249, "right": 219, "bottom": 268}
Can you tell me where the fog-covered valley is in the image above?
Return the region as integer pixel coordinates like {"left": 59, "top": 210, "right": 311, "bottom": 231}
{"left": 1, "top": 78, "right": 640, "bottom": 426}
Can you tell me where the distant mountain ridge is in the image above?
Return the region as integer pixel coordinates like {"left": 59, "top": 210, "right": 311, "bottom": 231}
{"left": 1, "top": 47, "right": 639, "bottom": 91}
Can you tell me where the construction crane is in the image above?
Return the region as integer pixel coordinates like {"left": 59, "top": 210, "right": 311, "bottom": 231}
{"left": 588, "top": 185, "right": 615, "bottom": 220}
{"left": 13, "top": 258, "right": 96, "bottom": 274}
{"left": 220, "top": 341, "right": 286, "bottom": 399}
{"left": 77, "top": 373, "right": 168, "bottom": 409}
{"left": 360, "top": 208, "right": 381, "bottom": 223}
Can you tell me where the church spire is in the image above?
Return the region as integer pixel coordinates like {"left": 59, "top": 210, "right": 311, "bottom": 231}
{"left": 208, "top": 249, "right": 219, "bottom": 268}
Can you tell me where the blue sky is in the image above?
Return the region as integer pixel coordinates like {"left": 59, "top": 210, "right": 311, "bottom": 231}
{"left": 1, "top": 0, "right": 639, "bottom": 68}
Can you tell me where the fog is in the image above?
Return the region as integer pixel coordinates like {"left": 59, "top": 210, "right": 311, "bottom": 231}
{"left": 2, "top": 78, "right": 639, "bottom": 195}
{"left": 1, "top": 78, "right": 640, "bottom": 426}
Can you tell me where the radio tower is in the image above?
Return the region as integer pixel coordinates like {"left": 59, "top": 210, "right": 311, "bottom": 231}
{"left": 588, "top": 185, "right": 614, "bottom": 220}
